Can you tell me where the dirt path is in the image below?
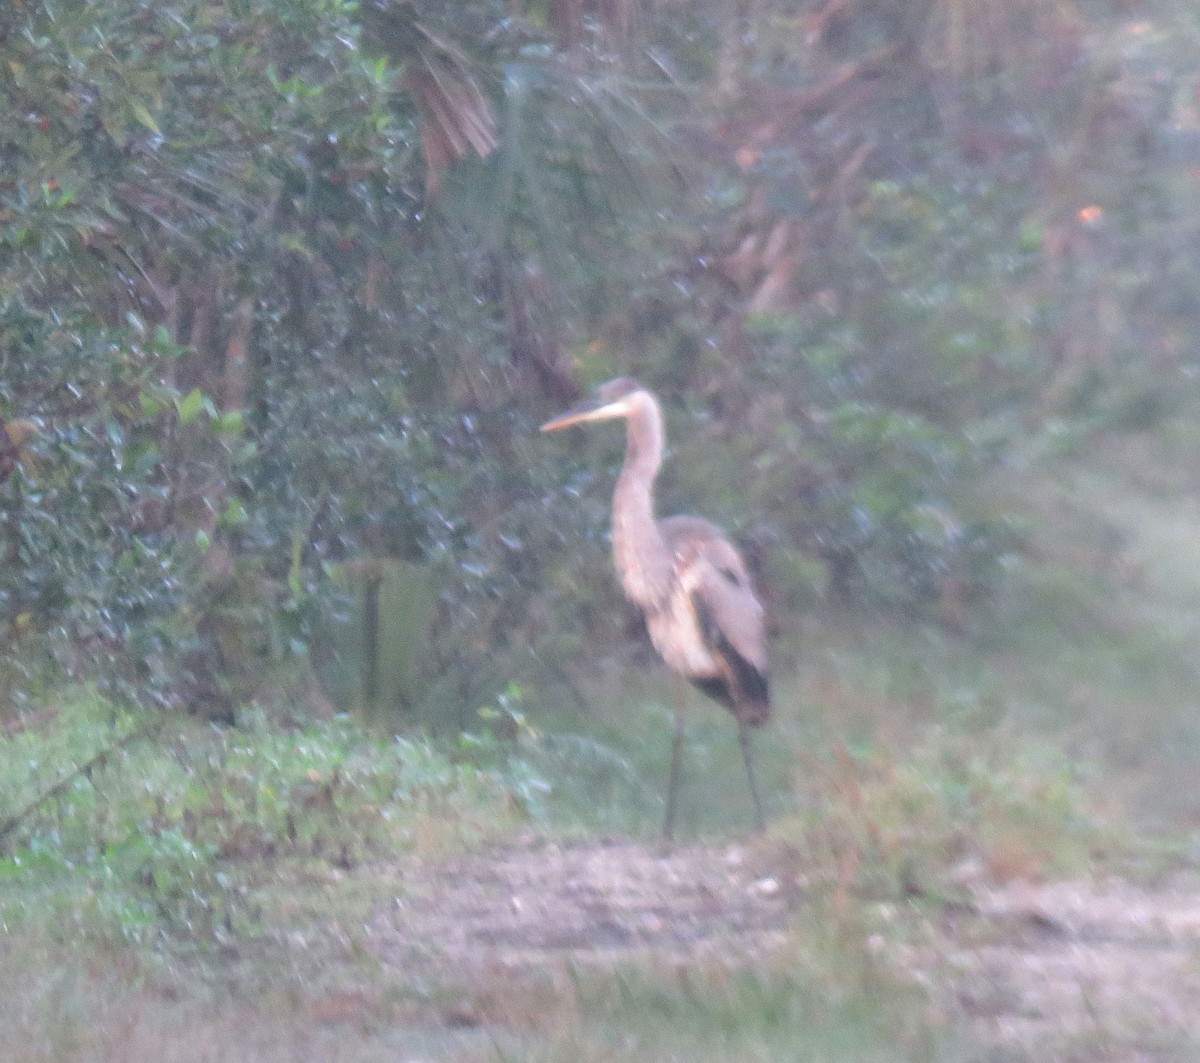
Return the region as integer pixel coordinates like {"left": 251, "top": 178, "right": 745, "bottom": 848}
{"left": 370, "top": 836, "right": 796, "bottom": 971}
{"left": 920, "top": 875, "right": 1200, "bottom": 1054}
{"left": 368, "top": 836, "right": 1200, "bottom": 1058}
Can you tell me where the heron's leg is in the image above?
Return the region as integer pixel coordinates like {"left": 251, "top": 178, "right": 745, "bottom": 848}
{"left": 738, "top": 721, "right": 766, "bottom": 832}
{"left": 663, "top": 682, "right": 686, "bottom": 841}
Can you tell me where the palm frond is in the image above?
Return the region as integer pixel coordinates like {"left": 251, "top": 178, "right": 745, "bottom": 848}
{"left": 402, "top": 58, "right": 498, "bottom": 196}
{"left": 360, "top": 2, "right": 499, "bottom": 197}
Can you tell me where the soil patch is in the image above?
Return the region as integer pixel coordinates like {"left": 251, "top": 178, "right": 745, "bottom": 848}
{"left": 369, "top": 835, "right": 796, "bottom": 972}
{"left": 368, "top": 836, "right": 1200, "bottom": 1058}
{"left": 914, "top": 875, "right": 1200, "bottom": 1055}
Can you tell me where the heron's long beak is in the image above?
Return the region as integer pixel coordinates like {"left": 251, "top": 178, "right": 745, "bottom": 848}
{"left": 540, "top": 397, "right": 627, "bottom": 432}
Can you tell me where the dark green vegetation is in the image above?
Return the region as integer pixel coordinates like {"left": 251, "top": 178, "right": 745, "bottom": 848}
{"left": 4, "top": 0, "right": 1200, "bottom": 1059}
{"left": 7, "top": 0, "right": 1198, "bottom": 720}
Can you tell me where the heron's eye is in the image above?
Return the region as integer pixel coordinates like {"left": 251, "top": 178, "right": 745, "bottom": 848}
{"left": 719, "top": 566, "right": 742, "bottom": 586}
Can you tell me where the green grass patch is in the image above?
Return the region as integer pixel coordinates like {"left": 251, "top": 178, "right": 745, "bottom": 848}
{"left": 0, "top": 692, "right": 526, "bottom": 946}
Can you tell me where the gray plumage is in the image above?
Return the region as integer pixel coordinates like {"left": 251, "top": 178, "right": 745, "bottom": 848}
{"left": 541, "top": 378, "right": 770, "bottom": 837}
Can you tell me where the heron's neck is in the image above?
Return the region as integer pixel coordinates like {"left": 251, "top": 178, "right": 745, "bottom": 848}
{"left": 612, "top": 398, "right": 673, "bottom": 608}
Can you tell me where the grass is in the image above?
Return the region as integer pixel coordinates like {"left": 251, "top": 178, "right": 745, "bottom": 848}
{"left": 487, "top": 957, "right": 946, "bottom": 1063}
{"left": 0, "top": 673, "right": 1067, "bottom": 1063}
{"left": 0, "top": 927, "right": 501, "bottom": 1063}
{"left": 0, "top": 925, "right": 948, "bottom": 1063}
{"left": 779, "top": 727, "right": 1115, "bottom": 897}
{"left": 0, "top": 694, "right": 527, "bottom": 949}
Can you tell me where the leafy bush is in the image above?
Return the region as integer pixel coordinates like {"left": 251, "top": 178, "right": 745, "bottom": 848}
{"left": 0, "top": 307, "right": 249, "bottom": 704}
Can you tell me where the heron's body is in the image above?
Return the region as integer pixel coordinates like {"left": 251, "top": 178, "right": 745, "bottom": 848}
{"left": 541, "top": 378, "right": 770, "bottom": 837}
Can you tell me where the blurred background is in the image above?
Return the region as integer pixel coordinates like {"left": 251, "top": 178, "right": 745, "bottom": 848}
{"left": 3, "top": 0, "right": 1200, "bottom": 838}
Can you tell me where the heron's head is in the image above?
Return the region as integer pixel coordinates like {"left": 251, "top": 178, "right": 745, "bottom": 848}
{"left": 540, "top": 377, "right": 651, "bottom": 433}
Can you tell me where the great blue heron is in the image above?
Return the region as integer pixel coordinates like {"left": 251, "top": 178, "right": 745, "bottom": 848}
{"left": 541, "top": 378, "right": 770, "bottom": 839}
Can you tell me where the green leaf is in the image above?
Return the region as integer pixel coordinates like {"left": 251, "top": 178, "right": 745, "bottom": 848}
{"left": 219, "top": 499, "right": 249, "bottom": 528}
{"left": 138, "top": 390, "right": 168, "bottom": 418}
{"left": 215, "top": 410, "right": 244, "bottom": 435}
{"left": 176, "top": 388, "right": 208, "bottom": 424}
{"left": 131, "top": 103, "right": 161, "bottom": 134}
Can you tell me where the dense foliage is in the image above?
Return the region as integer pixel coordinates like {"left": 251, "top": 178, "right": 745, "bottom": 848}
{"left": 2, "top": 0, "right": 1198, "bottom": 719}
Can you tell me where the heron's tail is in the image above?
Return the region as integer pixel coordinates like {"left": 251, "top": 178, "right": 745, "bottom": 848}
{"left": 691, "top": 657, "right": 770, "bottom": 726}
{"left": 732, "top": 660, "right": 771, "bottom": 727}
{"left": 737, "top": 692, "right": 770, "bottom": 728}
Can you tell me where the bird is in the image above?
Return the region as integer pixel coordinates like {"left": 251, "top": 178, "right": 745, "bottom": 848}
{"left": 541, "top": 377, "right": 770, "bottom": 839}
